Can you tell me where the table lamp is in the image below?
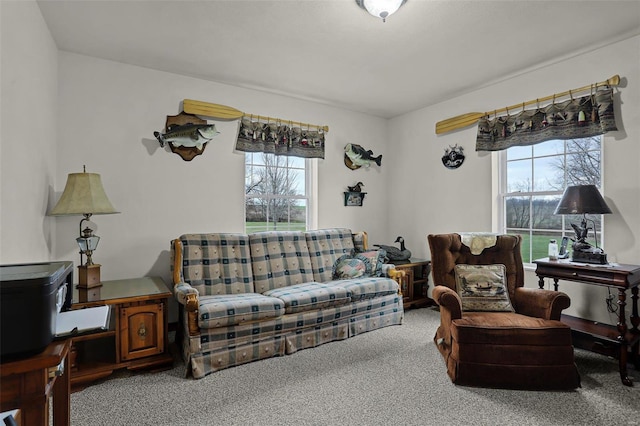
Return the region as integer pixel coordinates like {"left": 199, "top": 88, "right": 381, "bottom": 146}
{"left": 553, "top": 184, "right": 612, "bottom": 264}
{"left": 49, "top": 167, "right": 119, "bottom": 287}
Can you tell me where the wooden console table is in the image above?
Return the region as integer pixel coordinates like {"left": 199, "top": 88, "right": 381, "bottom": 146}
{"left": 533, "top": 258, "right": 640, "bottom": 386}
{"left": 0, "top": 340, "right": 71, "bottom": 425}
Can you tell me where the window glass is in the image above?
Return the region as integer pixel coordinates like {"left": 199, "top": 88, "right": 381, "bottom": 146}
{"left": 506, "top": 145, "right": 531, "bottom": 161}
{"left": 533, "top": 139, "right": 564, "bottom": 157}
{"left": 506, "top": 159, "right": 532, "bottom": 192}
{"left": 500, "top": 137, "right": 603, "bottom": 264}
{"left": 245, "top": 153, "right": 311, "bottom": 233}
{"left": 532, "top": 157, "right": 562, "bottom": 191}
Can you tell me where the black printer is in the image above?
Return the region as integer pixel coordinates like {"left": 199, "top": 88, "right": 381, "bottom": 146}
{"left": 0, "top": 261, "right": 73, "bottom": 359}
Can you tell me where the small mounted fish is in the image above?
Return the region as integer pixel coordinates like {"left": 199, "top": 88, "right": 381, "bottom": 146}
{"left": 344, "top": 143, "right": 382, "bottom": 170}
{"left": 154, "top": 123, "right": 219, "bottom": 150}
{"left": 442, "top": 144, "right": 465, "bottom": 170}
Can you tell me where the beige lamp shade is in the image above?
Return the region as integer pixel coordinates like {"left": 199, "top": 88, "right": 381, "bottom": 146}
{"left": 50, "top": 172, "right": 119, "bottom": 216}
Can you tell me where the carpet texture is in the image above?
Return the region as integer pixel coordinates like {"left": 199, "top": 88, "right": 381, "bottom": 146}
{"left": 70, "top": 307, "right": 640, "bottom": 425}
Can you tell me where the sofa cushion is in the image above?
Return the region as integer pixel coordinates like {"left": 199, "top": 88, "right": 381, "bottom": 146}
{"left": 451, "top": 312, "right": 573, "bottom": 346}
{"left": 198, "top": 293, "right": 285, "bottom": 328}
{"left": 327, "top": 277, "right": 399, "bottom": 301}
{"left": 454, "top": 264, "right": 515, "bottom": 312}
{"left": 178, "top": 233, "right": 254, "bottom": 296}
{"left": 249, "top": 231, "right": 315, "bottom": 292}
{"left": 305, "top": 228, "right": 356, "bottom": 283}
{"left": 263, "top": 282, "right": 351, "bottom": 314}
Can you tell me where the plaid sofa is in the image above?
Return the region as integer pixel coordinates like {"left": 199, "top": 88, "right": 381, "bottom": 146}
{"left": 171, "top": 228, "right": 404, "bottom": 379}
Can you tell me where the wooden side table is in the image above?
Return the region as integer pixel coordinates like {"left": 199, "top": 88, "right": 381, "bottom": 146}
{"left": 534, "top": 258, "right": 640, "bottom": 386}
{"left": 1, "top": 340, "right": 70, "bottom": 426}
{"left": 68, "top": 277, "right": 173, "bottom": 389}
{"left": 391, "top": 258, "right": 432, "bottom": 309}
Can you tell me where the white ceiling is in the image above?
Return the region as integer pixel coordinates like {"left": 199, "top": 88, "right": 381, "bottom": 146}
{"left": 37, "top": 0, "right": 640, "bottom": 118}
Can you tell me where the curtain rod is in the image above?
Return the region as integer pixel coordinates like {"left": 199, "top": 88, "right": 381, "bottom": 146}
{"left": 183, "top": 99, "right": 329, "bottom": 132}
{"left": 435, "top": 74, "right": 620, "bottom": 135}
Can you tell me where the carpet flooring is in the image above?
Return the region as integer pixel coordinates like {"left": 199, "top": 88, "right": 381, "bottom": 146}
{"left": 70, "top": 307, "right": 640, "bottom": 425}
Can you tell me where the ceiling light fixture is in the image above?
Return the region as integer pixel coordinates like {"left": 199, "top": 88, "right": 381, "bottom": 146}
{"left": 356, "top": 0, "right": 407, "bottom": 22}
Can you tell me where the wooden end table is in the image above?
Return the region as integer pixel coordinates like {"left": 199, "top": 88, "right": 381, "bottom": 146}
{"left": 391, "top": 258, "right": 432, "bottom": 309}
{"left": 68, "top": 276, "right": 174, "bottom": 389}
{"left": 1, "top": 339, "right": 71, "bottom": 426}
{"left": 534, "top": 258, "right": 640, "bottom": 386}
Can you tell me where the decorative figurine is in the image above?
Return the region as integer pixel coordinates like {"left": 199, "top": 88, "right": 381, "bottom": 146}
{"left": 374, "top": 236, "right": 411, "bottom": 261}
{"left": 570, "top": 222, "right": 593, "bottom": 252}
{"left": 347, "top": 182, "right": 364, "bottom": 192}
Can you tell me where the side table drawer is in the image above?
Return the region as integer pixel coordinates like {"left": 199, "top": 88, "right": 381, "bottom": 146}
{"left": 119, "top": 302, "right": 165, "bottom": 361}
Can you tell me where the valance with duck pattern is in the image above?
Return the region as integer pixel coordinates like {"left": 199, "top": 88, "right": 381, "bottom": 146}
{"left": 476, "top": 87, "right": 617, "bottom": 152}
{"left": 236, "top": 116, "right": 325, "bottom": 159}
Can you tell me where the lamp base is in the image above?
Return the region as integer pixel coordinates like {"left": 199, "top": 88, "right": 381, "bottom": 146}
{"left": 78, "top": 264, "right": 101, "bottom": 288}
{"left": 571, "top": 251, "right": 608, "bottom": 265}
{"left": 77, "top": 285, "right": 102, "bottom": 302}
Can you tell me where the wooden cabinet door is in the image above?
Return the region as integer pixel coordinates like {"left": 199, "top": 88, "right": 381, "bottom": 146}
{"left": 119, "top": 303, "right": 165, "bottom": 361}
{"left": 401, "top": 268, "right": 414, "bottom": 303}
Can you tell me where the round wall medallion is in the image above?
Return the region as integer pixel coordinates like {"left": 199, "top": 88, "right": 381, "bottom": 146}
{"left": 442, "top": 144, "right": 465, "bottom": 169}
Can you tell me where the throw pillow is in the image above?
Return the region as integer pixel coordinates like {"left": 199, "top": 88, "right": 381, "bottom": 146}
{"left": 332, "top": 255, "right": 368, "bottom": 280}
{"left": 454, "top": 264, "right": 514, "bottom": 312}
{"left": 356, "top": 249, "right": 386, "bottom": 277}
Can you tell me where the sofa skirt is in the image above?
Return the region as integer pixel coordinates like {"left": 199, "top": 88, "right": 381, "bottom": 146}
{"left": 183, "top": 294, "right": 404, "bottom": 379}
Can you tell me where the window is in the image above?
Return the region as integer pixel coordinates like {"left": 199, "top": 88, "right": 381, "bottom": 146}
{"left": 245, "top": 153, "right": 314, "bottom": 233}
{"left": 498, "top": 137, "right": 603, "bottom": 263}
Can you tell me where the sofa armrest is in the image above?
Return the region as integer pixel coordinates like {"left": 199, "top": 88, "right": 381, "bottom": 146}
{"left": 432, "top": 285, "right": 463, "bottom": 320}
{"left": 171, "top": 237, "right": 201, "bottom": 336}
{"left": 174, "top": 282, "right": 199, "bottom": 307}
{"left": 384, "top": 266, "right": 406, "bottom": 296}
{"left": 514, "top": 287, "right": 571, "bottom": 320}
{"left": 174, "top": 282, "right": 200, "bottom": 336}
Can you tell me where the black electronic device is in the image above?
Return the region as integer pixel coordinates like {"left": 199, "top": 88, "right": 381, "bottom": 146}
{"left": 0, "top": 261, "right": 73, "bottom": 359}
{"left": 558, "top": 236, "right": 569, "bottom": 259}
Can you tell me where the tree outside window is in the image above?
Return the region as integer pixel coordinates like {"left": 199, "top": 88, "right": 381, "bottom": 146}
{"left": 245, "top": 153, "right": 308, "bottom": 232}
{"left": 501, "top": 137, "right": 603, "bottom": 263}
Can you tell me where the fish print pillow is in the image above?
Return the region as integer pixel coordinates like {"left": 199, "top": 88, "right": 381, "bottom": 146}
{"left": 454, "top": 264, "right": 514, "bottom": 312}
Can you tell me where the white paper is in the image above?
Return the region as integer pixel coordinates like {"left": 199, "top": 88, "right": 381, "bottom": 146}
{"left": 55, "top": 305, "right": 110, "bottom": 337}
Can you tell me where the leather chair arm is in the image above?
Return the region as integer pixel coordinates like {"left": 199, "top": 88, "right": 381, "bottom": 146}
{"left": 514, "top": 287, "right": 571, "bottom": 320}
{"left": 432, "top": 285, "right": 463, "bottom": 320}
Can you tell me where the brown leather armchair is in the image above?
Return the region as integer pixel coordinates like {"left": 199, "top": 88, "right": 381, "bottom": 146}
{"left": 428, "top": 233, "right": 580, "bottom": 390}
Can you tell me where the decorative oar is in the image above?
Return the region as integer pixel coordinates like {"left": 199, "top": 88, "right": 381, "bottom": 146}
{"left": 435, "top": 75, "right": 620, "bottom": 135}
{"left": 183, "top": 99, "right": 329, "bottom": 132}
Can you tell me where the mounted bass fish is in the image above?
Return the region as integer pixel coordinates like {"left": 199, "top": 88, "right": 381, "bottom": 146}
{"left": 154, "top": 123, "right": 220, "bottom": 150}
{"left": 344, "top": 143, "right": 382, "bottom": 170}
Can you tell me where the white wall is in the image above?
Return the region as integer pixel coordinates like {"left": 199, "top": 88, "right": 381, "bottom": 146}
{"left": 0, "top": 1, "right": 58, "bottom": 263}
{"left": 53, "top": 53, "right": 391, "bottom": 286}
{"left": 389, "top": 35, "right": 640, "bottom": 325}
